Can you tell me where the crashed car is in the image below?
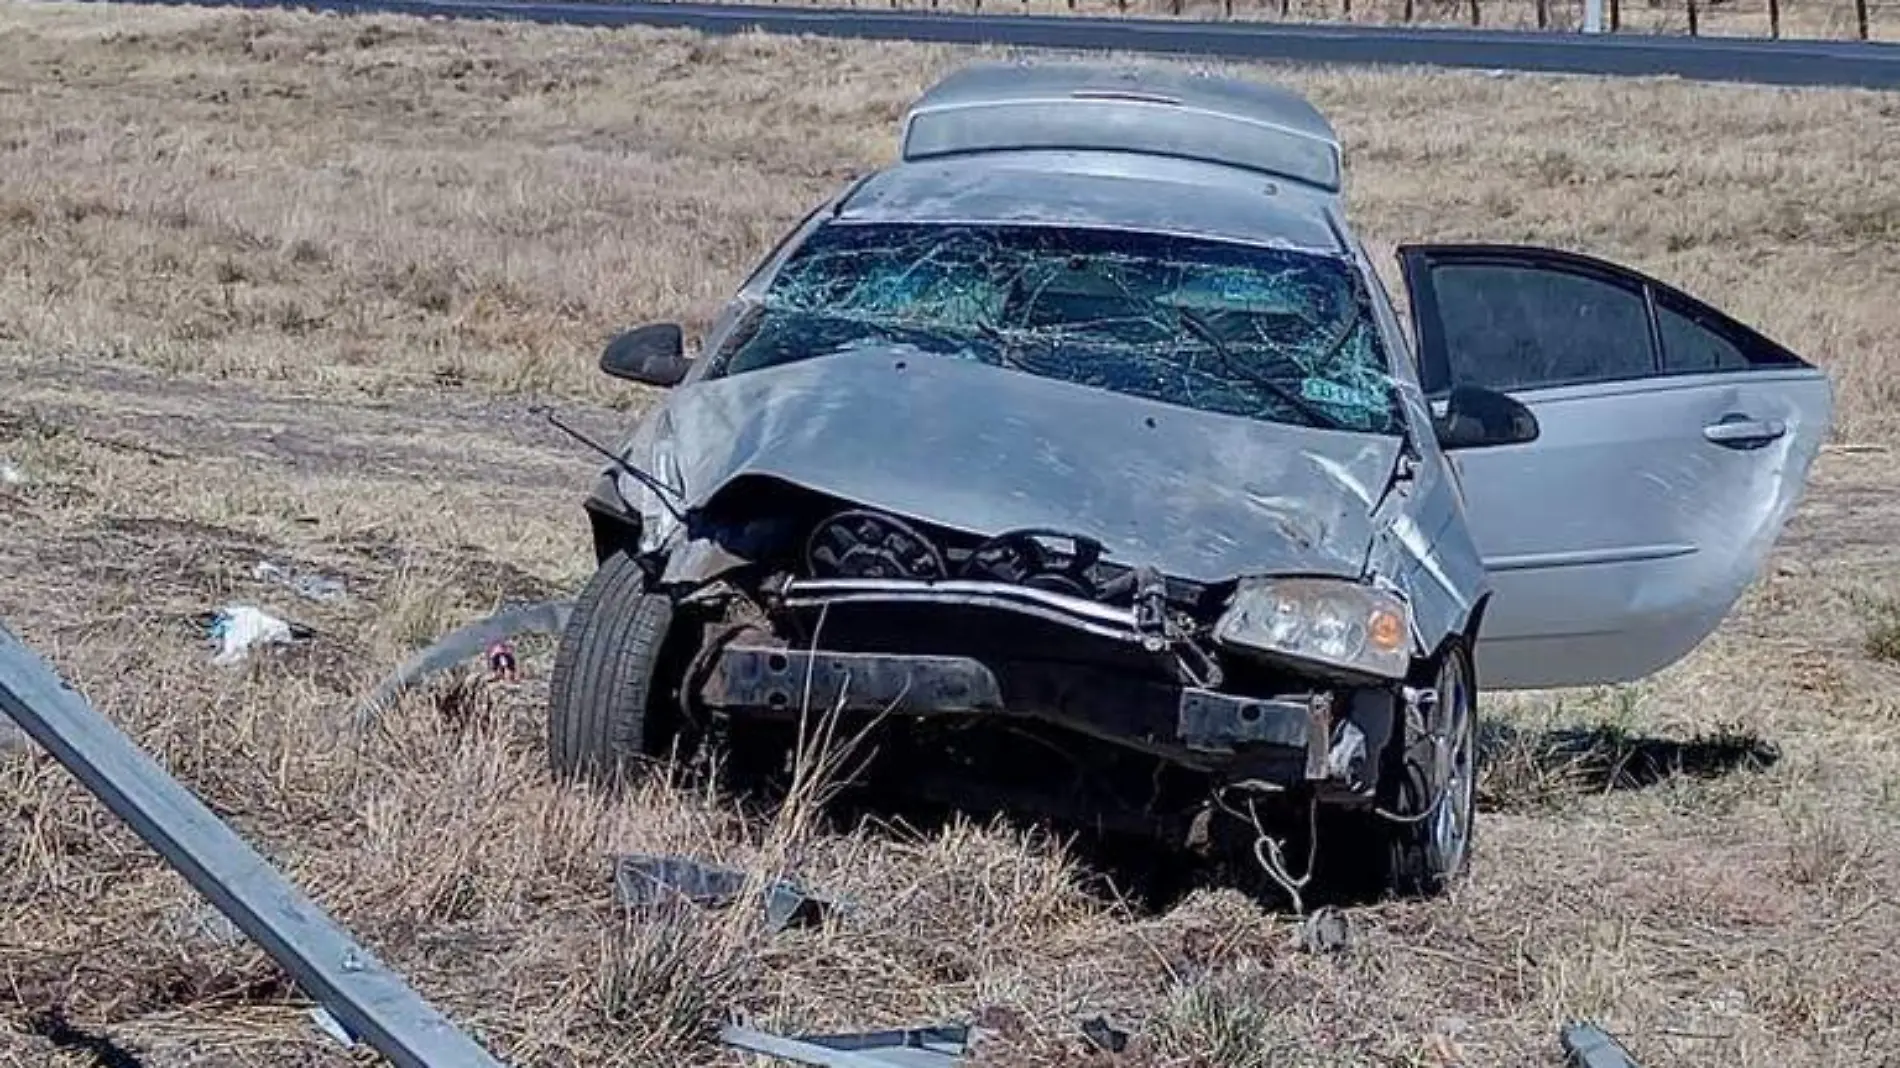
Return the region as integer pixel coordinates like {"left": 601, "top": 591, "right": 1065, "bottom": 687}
{"left": 547, "top": 61, "right": 1832, "bottom": 897}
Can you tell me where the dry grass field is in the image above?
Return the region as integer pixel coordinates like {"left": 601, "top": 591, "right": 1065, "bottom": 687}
{"left": 2, "top": 2, "right": 1899, "bottom": 1066}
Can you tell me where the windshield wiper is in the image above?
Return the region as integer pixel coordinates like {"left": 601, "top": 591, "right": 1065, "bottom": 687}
{"left": 1175, "top": 307, "right": 1340, "bottom": 430}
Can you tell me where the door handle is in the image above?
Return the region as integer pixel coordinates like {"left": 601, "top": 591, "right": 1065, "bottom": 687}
{"left": 1703, "top": 414, "right": 1787, "bottom": 449}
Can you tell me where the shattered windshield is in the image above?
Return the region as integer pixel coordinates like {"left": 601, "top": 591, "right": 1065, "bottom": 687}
{"left": 713, "top": 221, "right": 1403, "bottom": 436}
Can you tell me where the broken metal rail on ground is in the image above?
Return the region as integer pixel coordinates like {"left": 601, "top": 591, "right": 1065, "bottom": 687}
{"left": 0, "top": 622, "right": 508, "bottom": 1068}
{"left": 54, "top": 0, "right": 1900, "bottom": 89}
{"left": 0, "top": 620, "right": 1645, "bottom": 1066}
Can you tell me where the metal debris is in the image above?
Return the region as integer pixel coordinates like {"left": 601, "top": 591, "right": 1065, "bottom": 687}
{"left": 1294, "top": 904, "right": 1352, "bottom": 954}
{"left": 612, "top": 853, "right": 844, "bottom": 933}
{"left": 1561, "top": 1022, "right": 1644, "bottom": 1068}
{"left": 1078, "top": 1016, "right": 1129, "bottom": 1054}
{"left": 0, "top": 620, "right": 508, "bottom": 1067}
{"left": 719, "top": 1022, "right": 970, "bottom": 1067}
{"left": 351, "top": 599, "right": 574, "bottom": 730}
{"left": 253, "top": 560, "right": 347, "bottom": 603}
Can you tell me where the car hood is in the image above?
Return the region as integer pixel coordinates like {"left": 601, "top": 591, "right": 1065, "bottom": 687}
{"left": 624, "top": 347, "right": 1401, "bottom": 584}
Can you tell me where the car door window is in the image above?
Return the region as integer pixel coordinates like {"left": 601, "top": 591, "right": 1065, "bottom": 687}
{"left": 1395, "top": 242, "right": 1832, "bottom": 691}
{"left": 1429, "top": 263, "right": 1654, "bottom": 392}
{"left": 1656, "top": 298, "right": 1751, "bottom": 373}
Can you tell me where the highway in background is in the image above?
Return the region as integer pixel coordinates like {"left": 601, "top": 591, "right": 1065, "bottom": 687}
{"left": 71, "top": 0, "right": 1900, "bottom": 88}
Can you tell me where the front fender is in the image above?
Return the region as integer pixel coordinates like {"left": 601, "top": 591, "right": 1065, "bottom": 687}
{"left": 584, "top": 473, "right": 643, "bottom": 563}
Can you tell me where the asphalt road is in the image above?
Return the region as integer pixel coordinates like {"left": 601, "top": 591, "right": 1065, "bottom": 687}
{"left": 65, "top": 0, "right": 1900, "bottom": 88}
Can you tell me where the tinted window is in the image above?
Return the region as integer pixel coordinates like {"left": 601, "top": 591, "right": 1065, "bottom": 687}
{"left": 1431, "top": 263, "right": 1654, "bottom": 391}
{"left": 1658, "top": 302, "right": 1750, "bottom": 373}
{"left": 713, "top": 221, "right": 1406, "bottom": 436}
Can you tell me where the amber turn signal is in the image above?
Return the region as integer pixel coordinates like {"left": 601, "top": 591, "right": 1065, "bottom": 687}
{"left": 1368, "top": 608, "right": 1406, "bottom": 652}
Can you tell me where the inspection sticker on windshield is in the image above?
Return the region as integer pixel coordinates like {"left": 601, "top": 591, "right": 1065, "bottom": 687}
{"left": 1301, "top": 377, "right": 1385, "bottom": 410}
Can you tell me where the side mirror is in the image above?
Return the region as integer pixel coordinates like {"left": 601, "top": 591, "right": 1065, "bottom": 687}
{"left": 1433, "top": 384, "right": 1539, "bottom": 450}
{"left": 601, "top": 323, "right": 690, "bottom": 387}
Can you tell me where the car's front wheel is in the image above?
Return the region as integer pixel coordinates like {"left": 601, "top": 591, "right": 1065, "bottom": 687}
{"left": 1377, "top": 639, "right": 1480, "bottom": 898}
{"left": 547, "top": 550, "right": 689, "bottom": 785}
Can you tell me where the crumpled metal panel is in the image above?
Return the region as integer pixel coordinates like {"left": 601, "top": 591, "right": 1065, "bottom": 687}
{"left": 1561, "top": 1023, "right": 1644, "bottom": 1068}
{"left": 618, "top": 347, "right": 1399, "bottom": 585}
{"left": 719, "top": 1022, "right": 970, "bottom": 1067}
{"left": 611, "top": 853, "right": 843, "bottom": 933}
{"left": 613, "top": 214, "right": 1416, "bottom": 588}
{"left": 351, "top": 600, "right": 575, "bottom": 731}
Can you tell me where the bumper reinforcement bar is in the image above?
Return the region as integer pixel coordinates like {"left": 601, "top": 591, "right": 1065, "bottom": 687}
{"left": 702, "top": 645, "right": 1330, "bottom": 774}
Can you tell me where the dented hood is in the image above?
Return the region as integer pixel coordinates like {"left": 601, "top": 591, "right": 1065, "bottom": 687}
{"left": 629, "top": 348, "right": 1401, "bottom": 584}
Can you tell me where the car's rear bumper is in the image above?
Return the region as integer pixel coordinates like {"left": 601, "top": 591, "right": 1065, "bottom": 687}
{"left": 699, "top": 642, "right": 1363, "bottom": 786}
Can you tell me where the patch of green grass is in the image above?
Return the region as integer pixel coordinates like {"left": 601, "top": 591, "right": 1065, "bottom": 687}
{"left": 1146, "top": 960, "right": 1285, "bottom": 1068}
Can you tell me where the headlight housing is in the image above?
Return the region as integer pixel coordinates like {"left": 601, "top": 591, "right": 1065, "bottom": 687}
{"left": 1213, "top": 577, "right": 1413, "bottom": 680}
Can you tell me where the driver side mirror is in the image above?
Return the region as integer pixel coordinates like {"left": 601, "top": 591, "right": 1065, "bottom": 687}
{"left": 601, "top": 323, "right": 691, "bottom": 388}
{"left": 1433, "top": 384, "right": 1540, "bottom": 450}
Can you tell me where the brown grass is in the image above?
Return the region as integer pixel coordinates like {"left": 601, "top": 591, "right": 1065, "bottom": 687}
{"left": 2, "top": 3, "right": 1899, "bottom": 1066}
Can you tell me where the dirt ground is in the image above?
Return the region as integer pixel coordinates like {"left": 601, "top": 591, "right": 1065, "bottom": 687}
{"left": 2, "top": 3, "right": 1898, "bottom": 1066}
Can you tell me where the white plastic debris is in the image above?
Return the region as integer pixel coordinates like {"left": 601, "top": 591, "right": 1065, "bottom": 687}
{"left": 208, "top": 605, "right": 297, "bottom": 665}
{"left": 0, "top": 460, "right": 23, "bottom": 486}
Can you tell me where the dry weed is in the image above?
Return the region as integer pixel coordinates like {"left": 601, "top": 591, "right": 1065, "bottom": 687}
{"left": 1, "top": 4, "right": 1898, "bottom": 1067}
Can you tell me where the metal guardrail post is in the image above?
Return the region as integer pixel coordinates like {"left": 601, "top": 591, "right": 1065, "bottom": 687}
{"left": 0, "top": 622, "right": 509, "bottom": 1068}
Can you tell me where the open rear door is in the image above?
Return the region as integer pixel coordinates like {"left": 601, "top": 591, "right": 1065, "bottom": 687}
{"left": 1398, "top": 244, "right": 1833, "bottom": 691}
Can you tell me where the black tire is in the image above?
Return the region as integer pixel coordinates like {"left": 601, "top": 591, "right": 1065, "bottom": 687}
{"left": 1375, "top": 639, "right": 1480, "bottom": 899}
{"left": 547, "top": 550, "right": 684, "bottom": 786}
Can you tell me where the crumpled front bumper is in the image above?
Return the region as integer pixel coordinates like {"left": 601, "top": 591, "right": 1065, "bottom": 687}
{"left": 698, "top": 643, "right": 1364, "bottom": 785}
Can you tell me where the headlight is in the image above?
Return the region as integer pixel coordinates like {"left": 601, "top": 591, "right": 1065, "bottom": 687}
{"left": 1213, "top": 577, "right": 1412, "bottom": 680}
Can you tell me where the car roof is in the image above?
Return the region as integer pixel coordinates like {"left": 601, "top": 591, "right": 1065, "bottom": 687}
{"left": 899, "top": 60, "right": 1344, "bottom": 194}
{"left": 835, "top": 149, "right": 1350, "bottom": 257}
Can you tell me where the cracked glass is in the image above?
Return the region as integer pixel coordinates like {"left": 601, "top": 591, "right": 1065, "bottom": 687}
{"left": 715, "top": 221, "right": 1404, "bottom": 435}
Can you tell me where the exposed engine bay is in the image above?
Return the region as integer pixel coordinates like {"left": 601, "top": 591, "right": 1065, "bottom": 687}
{"left": 809, "top": 509, "right": 1108, "bottom": 598}
{"left": 798, "top": 506, "right": 1194, "bottom": 666}
{"left": 611, "top": 478, "right": 1421, "bottom": 863}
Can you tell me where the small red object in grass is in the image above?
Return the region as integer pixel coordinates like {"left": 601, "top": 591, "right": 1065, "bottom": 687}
{"left": 486, "top": 641, "right": 519, "bottom": 683}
